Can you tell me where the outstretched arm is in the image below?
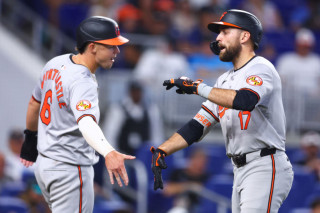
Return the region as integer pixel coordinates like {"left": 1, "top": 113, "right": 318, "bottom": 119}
{"left": 157, "top": 133, "right": 188, "bottom": 156}
{"left": 78, "top": 116, "right": 135, "bottom": 187}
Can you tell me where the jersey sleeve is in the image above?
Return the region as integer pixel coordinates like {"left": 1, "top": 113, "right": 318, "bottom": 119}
{"left": 70, "top": 80, "right": 99, "bottom": 123}
{"left": 241, "top": 64, "right": 274, "bottom": 105}
{"left": 32, "top": 74, "right": 42, "bottom": 103}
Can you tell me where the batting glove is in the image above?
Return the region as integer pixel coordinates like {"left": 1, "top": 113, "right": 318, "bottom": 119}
{"left": 20, "top": 129, "right": 38, "bottom": 162}
{"left": 150, "top": 146, "right": 168, "bottom": 190}
{"left": 163, "top": 76, "right": 204, "bottom": 95}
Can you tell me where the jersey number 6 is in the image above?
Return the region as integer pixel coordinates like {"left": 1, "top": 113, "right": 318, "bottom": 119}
{"left": 40, "top": 90, "right": 52, "bottom": 125}
{"left": 238, "top": 111, "right": 251, "bottom": 130}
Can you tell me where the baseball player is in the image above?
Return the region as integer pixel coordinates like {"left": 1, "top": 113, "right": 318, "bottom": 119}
{"left": 19, "top": 16, "right": 135, "bottom": 212}
{"left": 151, "top": 9, "right": 294, "bottom": 213}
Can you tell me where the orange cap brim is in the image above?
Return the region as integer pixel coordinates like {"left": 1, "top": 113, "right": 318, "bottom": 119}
{"left": 95, "top": 35, "right": 129, "bottom": 46}
{"left": 208, "top": 21, "right": 242, "bottom": 33}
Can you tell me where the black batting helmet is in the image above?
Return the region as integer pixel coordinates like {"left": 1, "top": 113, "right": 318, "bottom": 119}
{"left": 76, "top": 16, "right": 129, "bottom": 50}
{"left": 208, "top": 9, "right": 263, "bottom": 50}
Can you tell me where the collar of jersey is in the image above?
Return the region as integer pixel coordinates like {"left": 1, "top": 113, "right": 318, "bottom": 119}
{"left": 234, "top": 55, "right": 257, "bottom": 72}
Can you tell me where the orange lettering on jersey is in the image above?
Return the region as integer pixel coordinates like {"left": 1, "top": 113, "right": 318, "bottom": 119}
{"left": 41, "top": 68, "right": 66, "bottom": 109}
{"left": 194, "top": 113, "right": 212, "bottom": 127}
{"left": 52, "top": 69, "right": 59, "bottom": 80}
{"left": 218, "top": 106, "right": 229, "bottom": 118}
{"left": 56, "top": 81, "right": 62, "bottom": 91}
{"left": 59, "top": 102, "right": 66, "bottom": 109}
{"left": 49, "top": 69, "right": 54, "bottom": 80}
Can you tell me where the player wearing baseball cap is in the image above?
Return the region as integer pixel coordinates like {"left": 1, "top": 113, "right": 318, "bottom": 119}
{"left": 20, "top": 16, "right": 135, "bottom": 212}
{"left": 151, "top": 9, "right": 293, "bottom": 213}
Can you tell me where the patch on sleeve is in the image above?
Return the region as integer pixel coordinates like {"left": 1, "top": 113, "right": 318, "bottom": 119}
{"left": 246, "top": 75, "right": 263, "bottom": 86}
{"left": 76, "top": 100, "right": 92, "bottom": 111}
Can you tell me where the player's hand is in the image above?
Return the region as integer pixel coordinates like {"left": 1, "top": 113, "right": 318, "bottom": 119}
{"left": 20, "top": 129, "right": 38, "bottom": 163}
{"left": 105, "top": 150, "right": 135, "bottom": 187}
{"left": 163, "top": 76, "right": 203, "bottom": 95}
{"left": 20, "top": 158, "right": 34, "bottom": 168}
{"left": 151, "top": 146, "right": 168, "bottom": 190}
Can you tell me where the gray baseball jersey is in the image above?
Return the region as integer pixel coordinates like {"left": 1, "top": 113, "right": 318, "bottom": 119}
{"left": 32, "top": 54, "right": 99, "bottom": 165}
{"left": 194, "top": 56, "right": 286, "bottom": 155}
{"left": 193, "top": 56, "right": 293, "bottom": 212}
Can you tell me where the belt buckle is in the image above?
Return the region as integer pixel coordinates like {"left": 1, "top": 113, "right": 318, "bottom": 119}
{"left": 232, "top": 154, "right": 246, "bottom": 168}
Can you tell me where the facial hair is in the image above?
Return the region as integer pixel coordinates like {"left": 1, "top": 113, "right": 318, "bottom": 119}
{"left": 219, "top": 42, "right": 242, "bottom": 62}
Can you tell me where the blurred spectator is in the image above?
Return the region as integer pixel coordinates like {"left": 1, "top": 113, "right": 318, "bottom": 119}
{"left": 311, "top": 197, "right": 320, "bottom": 213}
{"left": 305, "top": 0, "right": 320, "bottom": 31}
{"left": 277, "top": 28, "right": 320, "bottom": 131}
{"left": 277, "top": 28, "right": 320, "bottom": 96}
{"left": 163, "top": 148, "right": 211, "bottom": 213}
{"left": 117, "top": 3, "right": 144, "bottom": 34}
{"left": 89, "top": 0, "right": 124, "bottom": 21}
{"left": 103, "top": 80, "right": 164, "bottom": 155}
{"left": 0, "top": 152, "right": 13, "bottom": 192}
{"left": 4, "top": 129, "right": 34, "bottom": 182}
{"left": 296, "top": 131, "right": 320, "bottom": 180}
{"left": 170, "top": 0, "right": 198, "bottom": 42}
{"left": 188, "top": 36, "right": 233, "bottom": 81}
{"left": 241, "top": 0, "right": 283, "bottom": 32}
{"left": 133, "top": 37, "right": 192, "bottom": 100}
{"left": 20, "top": 179, "right": 51, "bottom": 213}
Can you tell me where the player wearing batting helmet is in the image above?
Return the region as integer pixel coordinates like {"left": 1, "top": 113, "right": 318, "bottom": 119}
{"left": 151, "top": 9, "right": 293, "bottom": 213}
{"left": 20, "top": 16, "right": 135, "bottom": 212}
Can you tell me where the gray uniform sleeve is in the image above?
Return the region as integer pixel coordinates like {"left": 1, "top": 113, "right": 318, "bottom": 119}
{"left": 32, "top": 74, "right": 42, "bottom": 102}
{"left": 242, "top": 64, "right": 274, "bottom": 105}
{"left": 70, "top": 81, "right": 99, "bottom": 123}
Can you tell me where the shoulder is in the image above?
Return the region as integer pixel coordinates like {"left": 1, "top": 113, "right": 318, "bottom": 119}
{"left": 249, "top": 56, "right": 277, "bottom": 74}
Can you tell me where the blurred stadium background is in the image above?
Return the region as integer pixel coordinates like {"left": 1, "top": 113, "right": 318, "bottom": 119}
{"left": 1, "top": 0, "right": 320, "bottom": 212}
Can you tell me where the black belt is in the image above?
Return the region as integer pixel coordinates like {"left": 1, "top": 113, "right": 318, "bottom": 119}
{"left": 228, "top": 148, "right": 277, "bottom": 168}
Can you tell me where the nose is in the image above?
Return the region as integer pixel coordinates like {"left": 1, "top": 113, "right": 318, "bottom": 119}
{"left": 216, "top": 32, "right": 222, "bottom": 42}
{"left": 114, "top": 46, "right": 120, "bottom": 54}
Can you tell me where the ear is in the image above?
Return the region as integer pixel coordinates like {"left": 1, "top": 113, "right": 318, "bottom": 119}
{"left": 88, "top": 42, "right": 97, "bottom": 54}
{"left": 240, "top": 31, "right": 251, "bottom": 44}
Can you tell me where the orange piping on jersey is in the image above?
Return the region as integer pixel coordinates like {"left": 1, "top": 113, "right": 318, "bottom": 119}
{"left": 267, "top": 155, "right": 276, "bottom": 213}
{"left": 48, "top": 69, "right": 53, "bottom": 80}
{"left": 77, "top": 166, "right": 83, "bottom": 213}
{"left": 77, "top": 114, "right": 97, "bottom": 124}
{"left": 202, "top": 105, "right": 220, "bottom": 122}
{"left": 32, "top": 95, "right": 41, "bottom": 104}
{"left": 239, "top": 88, "right": 260, "bottom": 101}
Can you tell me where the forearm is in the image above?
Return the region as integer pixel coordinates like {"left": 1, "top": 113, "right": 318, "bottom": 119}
{"left": 208, "top": 87, "right": 236, "bottom": 109}
{"left": 78, "top": 116, "right": 115, "bottom": 157}
{"left": 158, "top": 133, "right": 188, "bottom": 156}
{"left": 26, "top": 97, "right": 41, "bottom": 131}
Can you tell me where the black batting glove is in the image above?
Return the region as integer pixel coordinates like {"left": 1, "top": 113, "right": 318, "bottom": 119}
{"left": 20, "top": 129, "right": 38, "bottom": 162}
{"left": 150, "top": 146, "right": 168, "bottom": 190}
{"left": 163, "top": 76, "right": 203, "bottom": 95}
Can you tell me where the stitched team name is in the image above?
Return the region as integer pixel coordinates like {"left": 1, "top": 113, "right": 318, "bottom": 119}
{"left": 41, "top": 69, "right": 66, "bottom": 109}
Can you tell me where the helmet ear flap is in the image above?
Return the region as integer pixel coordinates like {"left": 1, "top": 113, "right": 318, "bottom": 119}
{"left": 210, "top": 41, "right": 220, "bottom": 55}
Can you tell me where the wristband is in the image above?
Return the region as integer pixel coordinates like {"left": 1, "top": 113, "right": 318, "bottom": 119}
{"left": 197, "top": 83, "right": 213, "bottom": 99}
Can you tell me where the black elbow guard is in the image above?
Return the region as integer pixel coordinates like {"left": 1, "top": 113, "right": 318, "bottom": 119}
{"left": 177, "top": 119, "right": 204, "bottom": 146}
{"left": 233, "top": 89, "right": 259, "bottom": 111}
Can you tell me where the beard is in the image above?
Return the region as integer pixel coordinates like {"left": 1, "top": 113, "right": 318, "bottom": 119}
{"left": 219, "top": 42, "right": 242, "bottom": 62}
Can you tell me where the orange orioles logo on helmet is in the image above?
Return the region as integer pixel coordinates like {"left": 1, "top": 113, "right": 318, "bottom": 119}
{"left": 246, "top": 75, "right": 263, "bottom": 86}
{"left": 76, "top": 100, "right": 92, "bottom": 111}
